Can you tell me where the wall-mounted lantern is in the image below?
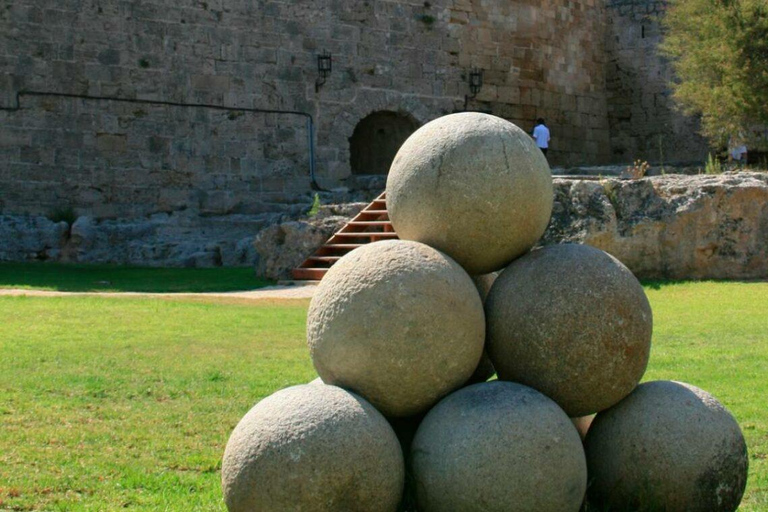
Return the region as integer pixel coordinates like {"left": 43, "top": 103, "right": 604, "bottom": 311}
{"left": 316, "top": 51, "right": 332, "bottom": 92}
{"left": 465, "top": 68, "right": 484, "bottom": 110}
{"left": 469, "top": 68, "right": 484, "bottom": 96}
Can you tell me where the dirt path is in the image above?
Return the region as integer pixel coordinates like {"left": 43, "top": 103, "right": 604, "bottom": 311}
{"left": 0, "top": 284, "right": 318, "bottom": 300}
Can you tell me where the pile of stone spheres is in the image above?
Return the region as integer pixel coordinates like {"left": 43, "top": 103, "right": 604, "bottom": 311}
{"left": 221, "top": 113, "right": 748, "bottom": 512}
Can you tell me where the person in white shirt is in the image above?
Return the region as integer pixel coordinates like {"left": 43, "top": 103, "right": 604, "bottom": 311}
{"left": 532, "top": 118, "right": 550, "bottom": 158}
{"left": 729, "top": 135, "right": 747, "bottom": 164}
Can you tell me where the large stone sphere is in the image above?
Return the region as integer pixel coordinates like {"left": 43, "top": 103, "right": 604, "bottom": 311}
{"left": 411, "top": 381, "right": 587, "bottom": 512}
{"left": 585, "top": 381, "right": 748, "bottom": 512}
{"left": 386, "top": 112, "right": 553, "bottom": 275}
{"left": 308, "top": 240, "right": 485, "bottom": 417}
{"left": 221, "top": 384, "right": 404, "bottom": 512}
{"left": 486, "top": 243, "right": 652, "bottom": 416}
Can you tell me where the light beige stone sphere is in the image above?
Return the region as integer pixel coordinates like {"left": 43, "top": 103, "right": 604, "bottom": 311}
{"left": 411, "top": 381, "right": 587, "bottom": 512}
{"left": 221, "top": 384, "right": 404, "bottom": 512}
{"left": 386, "top": 112, "right": 553, "bottom": 275}
{"left": 307, "top": 240, "right": 485, "bottom": 417}
{"left": 585, "top": 381, "right": 748, "bottom": 512}
{"left": 486, "top": 243, "right": 652, "bottom": 416}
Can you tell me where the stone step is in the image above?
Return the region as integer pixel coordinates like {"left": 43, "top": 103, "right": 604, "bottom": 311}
{"left": 345, "top": 221, "right": 392, "bottom": 227}
{"left": 307, "top": 256, "right": 341, "bottom": 263}
{"left": 292, "top": 268, "right": 328, "bottom": 280}
{"left": 330, "top": 232, "right": 399, "bottom": 239}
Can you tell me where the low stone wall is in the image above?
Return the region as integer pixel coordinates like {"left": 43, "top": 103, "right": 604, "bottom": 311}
{"left": 542, "top": 172, "right": 768, "bottom": 280}
{"left": 255, "top": 172, "right": 768, "bottom": 280}
{"left": 2, "top": 172, "right": 766, "bottom": 279}
{"left": 0, "top": 211, "right": 276, "bottom": 267}
{"left": 0, "top": 188, "right": 377, "bottom": 268}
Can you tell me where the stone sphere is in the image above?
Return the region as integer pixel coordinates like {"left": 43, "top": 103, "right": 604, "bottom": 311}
{"left": 472, "top": 272, "right": 499, "bottom": 302}
{"left": 585, "top": 381, "right": 748, "bottom": 512}
{"left": 387, "top": 413, "right": 427, "bottom": 512}
{"left": 464, "top": 272, "right": 500, "bottom": 384}
{"left": 411, "top": 381, "right": 587, "bottom": 512}
{"left": 571, "top": 414, "right": 595, "bottom": 441}
{"left": 308, "top": 240, "right": 485, "bottom": 417}
{"left": 222, "top": 384, "right": 404, "bottom": 512}
{"left": 486, "top": 243, "right": 652, "bottom": 416}
{"left": 386, "top": 112, "right": 553, "bottom": 275}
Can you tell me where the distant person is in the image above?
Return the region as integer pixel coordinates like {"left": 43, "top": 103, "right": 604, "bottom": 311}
{"left": 532, "top": 118, "right": 550, "bottom": 157}
{"left": 730, "top": 136, "right": 747, "bottom": 164}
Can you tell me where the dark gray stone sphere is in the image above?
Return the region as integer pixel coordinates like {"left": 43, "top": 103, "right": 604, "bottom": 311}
{"left": 386, "top": 112, "right": 553, "bottom": 275}
{"left": 221, "top": 384, "right": 404, "bottom": 512}
{"left": 307, "top": 240, "right": 485, "bottom": 417}
{"left": 411, "top": 381, "right": 587, "bottom": 512}
{"left": 585, "top": 380, "right": 748, "bottom": 512}
{"left": 486, "top": 243, "right": 652, "bottom": 416}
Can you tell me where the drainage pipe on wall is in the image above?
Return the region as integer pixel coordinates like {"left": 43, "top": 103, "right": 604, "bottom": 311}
{"left": 0, "top": 90, "right": 325, "bottom": 191}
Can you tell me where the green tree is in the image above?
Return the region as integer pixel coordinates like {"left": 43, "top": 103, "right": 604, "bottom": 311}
{"left": 660, "top": 0, "right": 768, "bottom": 146}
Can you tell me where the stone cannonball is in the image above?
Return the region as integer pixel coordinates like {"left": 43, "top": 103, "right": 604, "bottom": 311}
{"left": 571, "top": 414, "right": 596, "bottom": 441}
{"left": 386, "top": 112, "right": 553, "bottom": 275}
{"left": 472, "top": 272, "right": 499, "bottom": 302}
{"left": 411, "top": 381, "right": 587, "bottom": 512}
{"left": 221, "top": 384, "right": 404, "bottom": 512}
{"left": 307, "top": 240, "right": 485, "bottom": 417}
{"left": 585, "top": 380, "right": 748, "bottom": 512}
{"left": 464, "top": 272, "right": 500, "bottom": 384}
{"left": 486, "top": 243, "right": 652, "bottom": 416}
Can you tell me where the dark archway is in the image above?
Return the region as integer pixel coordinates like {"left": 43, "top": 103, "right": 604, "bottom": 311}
{"left": 349, "top": 111, "right": 420, "bottom": 175}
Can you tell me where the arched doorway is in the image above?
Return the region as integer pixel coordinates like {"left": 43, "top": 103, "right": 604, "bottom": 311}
{"left": 349, "top": 111, "right": 420, "bottom": 175}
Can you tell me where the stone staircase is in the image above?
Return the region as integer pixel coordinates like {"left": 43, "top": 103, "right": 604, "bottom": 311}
{"left": 292, "top": 192, "right": 397, "bottom": 280}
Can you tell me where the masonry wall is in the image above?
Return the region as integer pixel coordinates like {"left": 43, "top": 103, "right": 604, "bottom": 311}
{"left": 1, "top": 0, "right": 612, "bottom": 220}
{"left": 604, "top": 0, "right": 708, "bottom": 164}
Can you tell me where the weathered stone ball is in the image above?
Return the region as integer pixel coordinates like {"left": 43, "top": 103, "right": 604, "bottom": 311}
{"left": 308, "top": 240, "right": 485, "bottom": 417}
{"left": 486, "top": 243, "right": 652, "bottom": 416}
{"left": 585, "top": 381, "right": 748, "bottom": 512}
{"left": 571, "top": 414, "right": 595, "bottom": 441}
{"left": 386, "top": 112, "right": 553, "bottom": 275}
{"left": 472, "top": 272, "right": 499, "bottom": 302}
{"left": 465, "top": 272, "right": 500, "bottom": 384}
{"left": 387, "top": 413, "right": 427, "bottom": 512}
{"left": 411, "top": 381, "right": 587, "bottom": 512}
{"left": 222, "top": 384, "right": 404, "bottom": 512}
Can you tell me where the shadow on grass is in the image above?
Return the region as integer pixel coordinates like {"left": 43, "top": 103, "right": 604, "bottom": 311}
{"left": 641, "top": 279, "right": 685, "bottom": 290}
{"left": 639, "top": 278, "right": 767, "bottom": 290}
{"left": 0, "top": 262, "right": 273, "bottom": 293}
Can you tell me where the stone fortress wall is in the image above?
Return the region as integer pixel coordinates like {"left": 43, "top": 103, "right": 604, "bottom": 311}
{"left": 604, "top": 0, "right": 708, "bottom": 163}
{"left": 0, "top": 0, "right": 707, "bottom": 222}
{"left": 0, "top": 0, "right": 714, "bottom": 267}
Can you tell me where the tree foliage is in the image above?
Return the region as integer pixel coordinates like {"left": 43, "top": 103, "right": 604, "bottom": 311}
{"left": 660, "top": 0, "right": 768, "bottom": 146}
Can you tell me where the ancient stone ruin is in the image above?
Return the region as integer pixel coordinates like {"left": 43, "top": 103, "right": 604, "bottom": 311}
{"left": 221, "top": 113, "right": 748, "bottom": 511}
{"left": 1, "top": 0, "right": 719, "bottom": 269}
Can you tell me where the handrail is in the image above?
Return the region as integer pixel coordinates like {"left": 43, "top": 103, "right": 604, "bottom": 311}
{"left": 0, "top": 90, "right": 325, "bottom": 190}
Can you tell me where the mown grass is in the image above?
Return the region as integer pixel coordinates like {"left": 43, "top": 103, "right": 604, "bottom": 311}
{"left": 0, "top": 296, "right": 314, "bottom": 511}
{"left": 0, "top": 262, "right": 271, "bottom": 293}
{"left": 0, "top": 281, "right": 766, "bottom": 510}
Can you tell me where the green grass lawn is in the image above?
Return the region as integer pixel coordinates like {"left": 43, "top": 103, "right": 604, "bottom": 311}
{"left": 0, "top": 282, "right": 766, "bottom": 510}
{"left": 0, "top": 262, "right": 272, "bottom": 293}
